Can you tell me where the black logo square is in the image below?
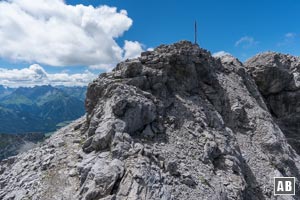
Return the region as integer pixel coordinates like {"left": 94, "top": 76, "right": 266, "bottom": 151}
{"left": 274, "top": 177, "right": 295, "bottom": 195}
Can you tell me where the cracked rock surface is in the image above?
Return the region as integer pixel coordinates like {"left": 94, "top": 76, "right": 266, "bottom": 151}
{"left": 245, "top": 52, "right": 300, "bottom": 155}
{"left": 1, "top": 41, "right": 300, "bottom": 200}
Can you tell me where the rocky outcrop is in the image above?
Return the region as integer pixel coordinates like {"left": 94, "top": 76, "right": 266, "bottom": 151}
{"left": 245, "top": 52, "right": 300, "bottom": 154}
{"left": 0, "top": 118, "right": 85, "bottom": 200}
{"left": 0, "top": 41, "right": 300, "bottom": 200}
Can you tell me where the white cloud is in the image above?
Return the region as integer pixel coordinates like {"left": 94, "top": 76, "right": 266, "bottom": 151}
{"left": 0, "top": 64, "right": 97, "bottom": 87}
{"left": 235, "top": 36, "right": 258, "bottom": 48}
{"left": 123, "top": 40, "right": 144, "bottom": 59}
{"left": 277, "top": 32, "right": 297, "bottom": 46}
{"left": 89, "top": 63, "right": 116, "bottom": 71}
{"left": 212, "top": 51, "right": 238, "bottom": 63}
{"left": 285, "top": 32, "right": 296, "bottom": 38}
{"left": 0, "top": 0, "right": 142, "bottom": 67}
{"left": 212, "top": 51, "right": 231, "bottom": 58}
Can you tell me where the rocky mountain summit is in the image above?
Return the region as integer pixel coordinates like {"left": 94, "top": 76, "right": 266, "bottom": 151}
{"left": 0, "top": 41, "right": 300, "bottom": 200}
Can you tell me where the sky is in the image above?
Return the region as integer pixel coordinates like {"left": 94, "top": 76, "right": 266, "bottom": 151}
{"left": 0, "top": 0, "right": 300, "bottom": 87}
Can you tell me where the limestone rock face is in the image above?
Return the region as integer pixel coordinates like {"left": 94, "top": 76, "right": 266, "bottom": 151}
{"left": 245, "top": 52, "right": 300, "bottom": 95}
{"left": 245, "top": 52, "right": 300, "bottom": 154}
{"left": 0, "top": 41, "right": 300, "bottom": 200}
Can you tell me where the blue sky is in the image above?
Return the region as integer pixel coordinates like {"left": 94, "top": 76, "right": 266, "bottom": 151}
{"left": 68, "top": 0, "right": 300, "bottom": 59}
{"left": 0, "top": 0, "right": 299, "bottom": 87}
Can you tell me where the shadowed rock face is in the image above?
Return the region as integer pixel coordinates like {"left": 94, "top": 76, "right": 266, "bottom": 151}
{"left": 245, "top": 52, "right": 300, "bottom": 154}
{"left": 1, "top": 41, "right": 300, "bottom": 200}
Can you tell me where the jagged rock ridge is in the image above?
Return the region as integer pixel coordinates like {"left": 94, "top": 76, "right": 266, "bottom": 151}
{"left": 245, "top": 52, "right": 300, "bottom": 154}
{"left": 0, "top": 41, "right": 300, "bottom": 200}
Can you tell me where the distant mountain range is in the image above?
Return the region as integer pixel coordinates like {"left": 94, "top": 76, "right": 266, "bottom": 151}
{"left": 0, "top": 132, "right": 45, "bottom": 160}
{"left": 0, "top": 85, "right": 86, "bottom": 134}
{"left": 0, "top": 85, "right": 87, "bottom": 160}
{"left": 0, "top": 85, "right": 15, "bottom": 99}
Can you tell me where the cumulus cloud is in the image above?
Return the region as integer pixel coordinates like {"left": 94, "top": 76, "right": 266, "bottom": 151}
{"left": 235, "top": 36, "right": 258, "bottom": 48}
{"left": 212, "top": 51, "right": 231, "bottom": 58}
{"left": 123, "top": 40, "right": 144, "bottom": 59}
{"left": 89, "top": 63, "right": 116, "bottom": 71}
{"left": 0, "top": 64, "right": 97, "bottom": 87}
{"left": 212, "top": 51, "right": 238, "bottom": 63}
{"left": 0, "top": 0, "right": 143, "bottom": 67}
